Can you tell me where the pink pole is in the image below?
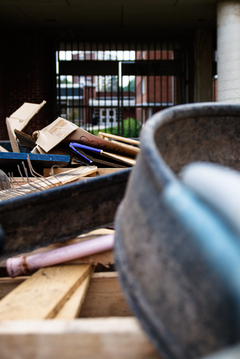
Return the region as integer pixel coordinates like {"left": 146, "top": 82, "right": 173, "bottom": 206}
{"left": 6, "top": 234, "right": 115, "bottom": 278}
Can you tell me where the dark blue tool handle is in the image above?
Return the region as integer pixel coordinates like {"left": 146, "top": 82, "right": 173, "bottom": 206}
{"left": 69, "top": 143, "right": 92, "bottom": 163}
{"left": 70, "top": 142, "right": 103, "bottom": 154}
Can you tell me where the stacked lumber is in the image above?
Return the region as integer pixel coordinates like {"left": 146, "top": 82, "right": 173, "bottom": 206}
{"left": 0, "top": 228, "right": 160, "bottom": 359}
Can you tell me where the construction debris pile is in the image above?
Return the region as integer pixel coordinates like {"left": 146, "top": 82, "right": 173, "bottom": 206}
{"left": 4, "top": 100, "right": 139, "bottom": 175}
{"left": 0, "top": 100, "right": 140, "bottom": 200}
{"left": 0, "top": 100, "right": 138, "bottom": 270}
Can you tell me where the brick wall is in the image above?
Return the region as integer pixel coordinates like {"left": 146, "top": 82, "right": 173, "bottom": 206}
{"left": 0, "top": 30, "right": 56, "bottom": 141}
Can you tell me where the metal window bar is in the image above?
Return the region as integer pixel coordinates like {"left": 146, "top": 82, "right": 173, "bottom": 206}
{"left": 56, "top": 39, "right": 189, "bottom": 138}
{"left": 117, "top": 42, "right": 120, "bottom": 135}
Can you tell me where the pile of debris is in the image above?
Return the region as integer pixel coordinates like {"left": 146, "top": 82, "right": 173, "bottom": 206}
{"left": 0, "top": 100, "right": 139, "bottom": 271}
{"left": 4, "top": 100, "right": 139, "bottom": 175}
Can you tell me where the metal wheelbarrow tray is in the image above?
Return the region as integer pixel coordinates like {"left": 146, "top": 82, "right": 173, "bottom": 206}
{"left": 114, "top": 103, "right": 240, "bottom": 359}
{"left": 0, "top": 168, "right": 131, "bottom": 261}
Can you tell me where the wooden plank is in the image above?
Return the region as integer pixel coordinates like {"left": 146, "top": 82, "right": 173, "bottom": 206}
{"left": 0, "top": 272, "right": 132, "bottom": 317}
{"left": 0, "top": 318, "right": 160, "bottom": 359}
{"left": 54, "top": 269, "right": 93, "bottom": 319}
{"left": 44, "top": 167, "right": 124, "bottom": 177}
{"left": 0, "top": 265, "right": 92, "bottom": 320}
{"left": 98, "top": 132, "right": 140, "bottom": 146}
{"left": 102, "top": 151, "right": 136, "bottom": 166}
{"left": 80, "top": 272, "right": 132, "bottom": 317}
{"left": 43, "top": 166, "right": 106, "bottom": 177}
{"left": 96, "top": 168, "right": 125, "bottom": 176}
{"left": 82, "top": 168, "right": 125, "bottom": 178}
{"left": 0, "top": 277, "right": 29, "bottom": 300}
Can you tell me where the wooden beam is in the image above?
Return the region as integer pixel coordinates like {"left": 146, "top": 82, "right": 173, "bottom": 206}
{"left": 43, "top": 166, "right": 98, "bottom": 177}
{"left": 98, "top": 132, "right": 140, "bottom": 146}
{"left": 101, "top": 151, "right": 136, "bottom": 166}
{"left": 0, "top": 265, "right": 92, "bottom": 320}
{"left": 0, "top": 272, "right": 132, "bottom": 317}
{"left": 0, "top": 277, "right": 29, "bottom": 300}
{"left": 43, "top": 167, "right": 124, "bottom": 177}
{"left": 80, "top": 272, "right": 132, "bottom": 317}
{"left": 54, "top": 268, "right": 93, "bottom": 319}
{"left": 0, "top": 318, "right": 160, "bottom": 359}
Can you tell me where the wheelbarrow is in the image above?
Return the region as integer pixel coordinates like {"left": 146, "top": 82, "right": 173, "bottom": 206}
{"left": 114, "top": 103, "right": 240, "bottom": 359}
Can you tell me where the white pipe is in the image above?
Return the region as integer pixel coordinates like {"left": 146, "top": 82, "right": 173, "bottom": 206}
{"left": 217, "top": 1, "right": 240, "bottom": 103}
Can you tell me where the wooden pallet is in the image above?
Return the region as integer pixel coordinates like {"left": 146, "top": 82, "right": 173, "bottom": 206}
{"left": 0, "top": 264, "right": 160, "bottom": 358}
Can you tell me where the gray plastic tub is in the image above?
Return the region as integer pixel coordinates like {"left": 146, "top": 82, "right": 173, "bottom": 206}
{"left": 114, "top": 103, "right": 240, "bottom": 359}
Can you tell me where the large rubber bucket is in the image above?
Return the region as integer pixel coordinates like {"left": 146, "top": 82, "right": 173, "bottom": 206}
{"left": 114, "top": 103, "right": 240, "bottom": 359}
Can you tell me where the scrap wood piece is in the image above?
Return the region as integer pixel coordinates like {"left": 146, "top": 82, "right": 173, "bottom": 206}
{"left": 6, "top": 101, "right": 46, "bottom": 153}
{"left": 98, "top": 131, "right": 140, "bottom": 147}
{"left": 101, "top": 151, "right": 136, "bottom": 166}
{"left": 66, "top": 249, "right": 114, "bottom": 266}
{"left": 80, "top": 272, "right": 132, "bottom": 318}
{"left": 0, "top": 272, "right": 132, "bottom": 318}
{"left": 0, "top": 277, "right": 28, "bottom": 301}
{"left": 0, "top": 264, "right": 92, "bottom": 320}
{"left": 54, "top": 268, "right": 93, "bottom": 319}
{"left": 0, "top": 318, "right": 159, "bottom": 359}
{"left": 0, "top": 165, "right": 98, "bottom": 202}
{"left": 45, "top": 165, "right": 98, "bottom": 181}
{"left": 43, "top": 167, "right": 124, "bottom": 177}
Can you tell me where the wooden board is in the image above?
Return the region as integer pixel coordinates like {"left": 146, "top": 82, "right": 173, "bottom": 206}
{"left": 43, "top": 167, "right": 125, "bottom": 177}
{"left": 55, "top": 268, "right": 93, "bottom": 319}
{"left": 0, "top": 272, "right": 132, "bottom": 317}
{"left": 0, "top": 264, "right": 92, "bottom": 320}
{"left": 0, "top": 277, "right": 28, "bottom": 300}
{"left": 80, "top": 272, "right": 132, "bottom": 317}
{"left": 0, "top": 318, "right": 160, "bottom": 359}
{"left": 102, "top": 151, "right": 136, "bottom": 166}
{"left": 0, "top": 269, "right": 159, "bottom": 358}
{"left": 98, "top": 131, "right": 140, "bottom": 146}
